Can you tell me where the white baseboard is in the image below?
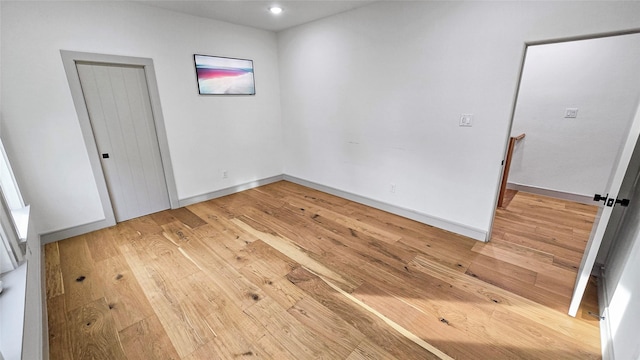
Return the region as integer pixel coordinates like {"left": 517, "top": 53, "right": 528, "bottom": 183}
{"left": 178, "top": 175, "right": 284, "bottom": 207}
{"left": 283, "top": 175, "right": 487, "bottom": 242}
{"left": 598, "top": 270, "right": 614, "bottom": 360}
{"left": 507, "top": 183, "right": 594, "bottom": 205}
{"left": 40, "top": 218, "right": 115, "bottom": 245}
{"left": 40, "top": 175, "right": 285, "bottom": 244}
{"left": 39, "top": 173, "right": 487, "bottom": 244}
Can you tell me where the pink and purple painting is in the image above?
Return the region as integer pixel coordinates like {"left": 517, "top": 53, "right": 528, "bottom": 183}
{"left": 194, "top": 54, "right": 255, "bottom": 95}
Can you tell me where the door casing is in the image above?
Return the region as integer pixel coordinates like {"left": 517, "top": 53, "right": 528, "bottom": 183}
{"left": 489, "top": 30, "right": 640, "bottom": 316}
{"left": 489, "top": 28, "right": 640, "bottom": 242}
{"left": 60, "top": 50, "right": 179, "bottom": 236}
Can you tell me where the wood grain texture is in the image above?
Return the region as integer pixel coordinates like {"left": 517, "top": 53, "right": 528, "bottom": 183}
{"left": 45, "top": 182, "right": 600, "bottom": 359}
{"left": 85, "top": 227, "right": 121, "bottom": 262}
{"left": 120, "top": 242, "right": 217, "bottom": 358}
{"left": 119, "top": 315, "right": 180, "bottom": 360}
{"left": 286, "top": 266, "right": 442, "bottom": 360}
{"left": 485, "top": 190, "right": 598, "bottom": 313}
{"left": 47, "top": 295, "right": 71, "bottom": 360}
{"left": 287, "top": 296, "right": 366, "bottom": 357}
{"left": 94, "top": 255, "right": 155, "bottom": 331}
{"left": 66, "top": 297, "right": 126, "bottom": 360}
{"left": 45, "top": 242, "right": 64, "bottom": 299}
{"left": 57, "top": 236, "right": 104, "bottom": 312}
{"left": 245, "top": 296, "right": 348, "bottom": 359}
{"left": 345, "top": 338, "right": 397, "bottom": 360}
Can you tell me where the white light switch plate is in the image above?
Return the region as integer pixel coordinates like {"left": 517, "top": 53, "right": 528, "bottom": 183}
{"left": 565, "top": 108, "right": 578, "bottom": 118}
{"left": 459, "top": 114, "right": 473, "bottom": 127}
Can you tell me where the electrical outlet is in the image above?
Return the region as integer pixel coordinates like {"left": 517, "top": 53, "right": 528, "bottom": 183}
{"left": 222, "top": 170, "right": 228, "bottom": 179}
{"left": 390, "top": 183, "right": 396, "bottom": 193}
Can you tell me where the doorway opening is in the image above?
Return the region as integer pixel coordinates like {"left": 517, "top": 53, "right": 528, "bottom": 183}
{"left": 488, "top": 32, "right": 640, "bottom": 317}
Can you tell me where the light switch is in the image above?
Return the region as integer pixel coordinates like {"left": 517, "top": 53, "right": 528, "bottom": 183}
{"left": 565, "top": 108, "right": 578, "bottom": 118}
{"left": 459, "top": 114, "right": 473, "bottom": 127}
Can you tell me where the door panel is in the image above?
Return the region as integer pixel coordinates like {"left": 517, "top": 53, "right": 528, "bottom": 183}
{"left": 604, "top": 162, "right": 640, "bottom": 358}
{"left": 568, "top": 104, "right": 640, "bottom": 316}
{"left": 77, "top": 63, "right": 170, "bottom": 222}
{"left": 596, "top": 136, "right": 640, "bottom": 272}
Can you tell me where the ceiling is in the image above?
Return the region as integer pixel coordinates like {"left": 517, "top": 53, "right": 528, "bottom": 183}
{"left": 139, "top": 1, "right": 378, "bottom": 32}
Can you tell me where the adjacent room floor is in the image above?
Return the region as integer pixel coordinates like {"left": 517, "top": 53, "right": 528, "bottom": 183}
{"left": 44, "top": 181, "right": 601, "bottom": 359}
{"left": 485, "top": 189, "right": 599, "bottom": 315}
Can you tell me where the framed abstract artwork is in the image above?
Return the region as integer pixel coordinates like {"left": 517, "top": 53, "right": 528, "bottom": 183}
{"left": 194, "top": 54, "right": 255, "bottom": 95}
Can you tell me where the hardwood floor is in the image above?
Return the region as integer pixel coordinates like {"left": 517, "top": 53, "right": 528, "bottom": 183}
{"left": 485, "top": 189, "right": 599, "bottom": 316}
{"left": 45, "top": 181, "right": 601, "bottom": 359}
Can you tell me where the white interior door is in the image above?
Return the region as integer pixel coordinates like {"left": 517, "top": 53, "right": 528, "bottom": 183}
{"left": 604, "top": 166, "right": 640, "bottom": 358}
{"left": 568, "top": 104, "right": 640, "bottom": 316}
{"left": 76, "top": 62, "right": 170, "bottom": 222}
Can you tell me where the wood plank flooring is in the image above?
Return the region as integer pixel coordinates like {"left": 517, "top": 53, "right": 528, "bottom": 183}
{"left": 488, "top": 190, "right": 599, "bottom": 317}
{"left": 45, "top": 181, "right": 601, "bottom": 359}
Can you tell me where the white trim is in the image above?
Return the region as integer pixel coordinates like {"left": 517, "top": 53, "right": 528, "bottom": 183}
{"left": 61, "top": 51, "right": 116, "bottom": 228}
{"left": 22, "top": 228, "right": 45, "bottom": 360}
{"left": 46, "top": 174, "right": 487, "bottom": 243}
{"left": 569, "top": 97, "right": 640, "bottom": 317}
{"left": 141, "top": 60, "right": 180, "bottom": 209}
{"left": 283, "top": 175, "right": 487, "bottom": 241}
{"left": 598, "top": 270, "right": 614, "bottom": 360}
{"left": 60, "top": 50, "right": 180, "bottom": 229}
{"left": 0, "top": 262, "right": 27, "bottom": 360}
{"left": 40, "top": 219, "right": 109, "bottom": 244}
{"left": 489, "top": 30, "right": 640, "bottom": 243}
{"left": 178, "top": 175, "right": 284, "bottom": 207}
{"left": 0, "top": 137, "right": 25, "bottom": 210}
{"left": 40, "top": 238, "right": 50, "bottom": 360}
{"left": 0, "top": 186, "right": 24, "bottom": 270}
{"left": 0, "top": 229, "right": 48, "bottom": 360}
{"left": 506, "top": 183, "right": 594, "bottom": 205}
{"left": 41, "top": 175, "right": 284, "bottom": 242}
{"left": 487, "top": 42, "right": 529, "bottom": 242}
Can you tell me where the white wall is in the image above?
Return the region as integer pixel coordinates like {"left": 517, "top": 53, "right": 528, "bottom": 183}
{"left": 278, "top": 2, "right": 640, "bottom": 235}
{"left": 1, "top": 1, "right": 283, "bottom": 234}
{"left": 4, "top": 1, "right": 640, "bottom": 239}
{"left": 508, "top": 34, "right": 640, "bottom": 197}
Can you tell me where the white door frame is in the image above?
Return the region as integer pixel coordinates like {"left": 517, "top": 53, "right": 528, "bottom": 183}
{"left": 488, "top": 29, "right": 640, "bottom": 241}
{"left": 568, "top": 103, "right": 640, "bottom": 316}
{"left": 488, "top": 30, "right": 640, "bottom": 316}
{"left": 59, "top": 50, "right": 179, "bottom": 234}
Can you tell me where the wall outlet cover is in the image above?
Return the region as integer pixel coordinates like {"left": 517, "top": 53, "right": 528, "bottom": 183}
{"left": 565, "top": 108, "right": 578, "bottom": 118}
{"left": 459, "top": 114, "right": 473, "bottom": 127}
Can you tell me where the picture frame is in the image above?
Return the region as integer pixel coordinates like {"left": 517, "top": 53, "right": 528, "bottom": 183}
{"left": 193, "top": 54, "right": 256, "bottom": 95}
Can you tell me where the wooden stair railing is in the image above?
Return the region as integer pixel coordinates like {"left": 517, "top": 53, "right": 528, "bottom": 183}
{"left": 498, "top": 133, "right": 525, "bottom": 208}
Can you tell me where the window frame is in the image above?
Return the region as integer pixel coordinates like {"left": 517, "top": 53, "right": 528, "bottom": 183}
{"left": 0, "top": 138, "right": 27, "bottom": 274}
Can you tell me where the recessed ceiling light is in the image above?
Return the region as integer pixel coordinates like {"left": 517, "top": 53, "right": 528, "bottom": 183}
{"left": 269, "top": 6, "right": 283, "bottom": 15}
